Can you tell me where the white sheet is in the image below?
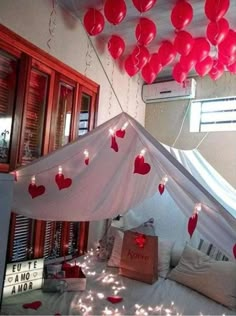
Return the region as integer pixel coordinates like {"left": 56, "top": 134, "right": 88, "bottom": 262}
{"left": 1, "top": 253, "right": 234, "bottom": 315}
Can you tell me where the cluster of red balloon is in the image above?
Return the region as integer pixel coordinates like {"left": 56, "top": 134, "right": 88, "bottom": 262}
{"left": 83, "top": 0, "right": 236, "bottom": 84}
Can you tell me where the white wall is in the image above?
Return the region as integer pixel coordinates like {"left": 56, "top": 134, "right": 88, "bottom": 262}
{"left": 145, "top": 72, "right": 236, "bottom": 189}
{"left": 0, "top": 0, "right": 145, "bottom": 249}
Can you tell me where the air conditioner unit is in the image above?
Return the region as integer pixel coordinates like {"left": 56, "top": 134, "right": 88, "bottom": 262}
{"left": 142, "top": 78, "right": 196, "bottom": 103}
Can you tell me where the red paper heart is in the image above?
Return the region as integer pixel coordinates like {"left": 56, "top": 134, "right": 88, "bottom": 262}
{"left": 28, "top": 184, "right": 45, "bottom": 199}
{"left": 133, "top": 155, "right": 151, "bottom": 175}
{"left": 84, "top": 157, "right": 89, "bottom": 165}
{"left": 135, "top": 233, "right": 146, "bottom": 248}
{"left": 158, "top": 183, "right": 165, "bottom": 195}
{"left": 23, "top": 301, "right": 42, "bottom": 310}
{"left": 107, "top": 296, "right": 123, "bottom": 304}
{"left": 233, "top": 243, "right": 236, "bottom": 259}
{"left": 55, "top": 174, "right": 72, "bottom": 190}
{"left": 188, "top": 213, "right": 198, "bottom": 238}
{"left": 111, "top": 135, "right": 119, "bottom": 152}
{"left": 116, "top": 129, "right": 126, "bottom": 138}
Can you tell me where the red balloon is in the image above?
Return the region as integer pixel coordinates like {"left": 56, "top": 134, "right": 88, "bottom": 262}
{"left": 195, "top": 56, "right": 213, "bottom": 77}
{"left": 209, "top": 59, "right": 225, "bottom": 80}
{"left": 135, "top": 18, "right": 157, "bottom": 46}
{"left": 132, "top": 0, "right": 156, "bottom": 13}
{"left": 206, "top": 18, "right": 229, "bottom": 46}
{"left": 172, "top": 63, "right": 187, "bottom": 83}
{"left": 171, "top": 1, "right": 193, "bottom": 30}
{"left": 205, "top": 0, "right": 230, "bottom": 22}
{"left": 124, "top": 55, "right": 139, "bottom": 77}
{"left": 174, "top": 31, "right": 194, "bottom": 56}
{"left": 108, "top": 35, "right": 125, "bottom": 59}
{"left": 83, "top": 8, "right": 105, "bottom": 36}
{"left": 192, "top": 37, "right": 211, "bottom": 62}
{"left": 218, "top": 30, "right": 236, "bottom": 62}
{"left": 218, "top": 52, "right": 236, "bottom": 66}
{"left": 180, "top": 51, "right": 196, "bottom": 73}
{"left": 227, "top": 61, "right": 236, "bottom": 74}
{"left": 149, "top": 53, "right": 163, "bottom": 74}
{"left": 104, "top": 0, "right": 127, "bottom": 25}
{"left": 132, "top": 45, "right": 150, "bottom": 70}
{"left": 141, "top": 62, "right": 156, "bottom": 84}
{"left": 158, "top": 41, "right": 176, "bottom": 67}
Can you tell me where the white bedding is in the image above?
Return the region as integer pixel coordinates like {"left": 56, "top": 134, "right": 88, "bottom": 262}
{"left": 1, "top": 252, "right": 234, "bottom": 315}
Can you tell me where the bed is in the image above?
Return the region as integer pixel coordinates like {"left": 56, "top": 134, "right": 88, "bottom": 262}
{"left": 1, "top": 248, "right": 235, "bottom": 316}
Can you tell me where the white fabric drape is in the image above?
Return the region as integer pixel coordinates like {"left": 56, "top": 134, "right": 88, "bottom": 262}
{"left": 12, "top": 113, "right": 236, "bottom": 258}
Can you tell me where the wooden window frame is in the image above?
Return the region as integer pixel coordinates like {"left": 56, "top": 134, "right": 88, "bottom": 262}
{"left": 0, "top": 24, "right": 100, "bottom": 262}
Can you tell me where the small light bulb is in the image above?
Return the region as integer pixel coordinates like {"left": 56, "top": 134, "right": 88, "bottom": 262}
{"left": 122, "top": 122, "right": 129, "bottom": 130}
{"left": 84, "top": 150, "right": 89, "bottom": 157}
{"left": 162, "top": 175, "right": 168, "bottom": 184}
{"left": 58, "top": 166, "right": 62, "bottom": 175}
{"left": 140, "top": 148, "right": 146, "bottom": 156}
{"left": 109, "top": 128, "right": 115, "bottom": 135}
{"left": 195, "top": 203, "right": 202, "bottom": 212}
{"left": 31, "top": 175, "right": 36, "bottom": 185}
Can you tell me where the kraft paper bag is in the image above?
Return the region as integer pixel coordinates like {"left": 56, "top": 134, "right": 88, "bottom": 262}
{"left": 119, "top": 230, "right": 158, "bottom": 284}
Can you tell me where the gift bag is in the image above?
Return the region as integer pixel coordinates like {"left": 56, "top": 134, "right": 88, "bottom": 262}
{"left": 119, "top": 230, "right": 158, "bottom": 284}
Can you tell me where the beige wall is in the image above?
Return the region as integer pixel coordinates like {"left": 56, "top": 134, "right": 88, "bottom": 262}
{"left": 0, "top": 0, "right": 145, "bottom": 126}
{"left": 145, "top": 72, "right": 236, "bottom": 188}
{"left": 0, "top": 0, "right": 145, "bottom": 248}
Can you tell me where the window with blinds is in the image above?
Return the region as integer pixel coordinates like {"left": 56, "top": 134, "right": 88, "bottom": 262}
{"left": 190, "top": 98, "right": 236, "bottom": 132}
{"left": 0, "top": 50, "right": 17, "bottom": 164}
{"left": 0, "top": 24, "right": 98, "bottom": 263}
{"left": 11, "top": 215, "right": 33, "bottom": 262}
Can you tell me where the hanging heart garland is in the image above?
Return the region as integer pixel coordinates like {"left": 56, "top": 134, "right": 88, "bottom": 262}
{"left": 158, "top": 183, "right": 165, "bottom": 195}
{"left": 84, "top": 157, "right": 89, "bottom": 165}
{"left": 55, "top": 174, "right": 72, "bottom": 190}
{"left": 188, "top": 213, "right": 198, "bottom": 238}
{"left": 111, "top": 135, "right": 119, "bottom": 152}
{"left": 233, "top": 243, "right": 236, "bottom": 259}
{"left": 28, "top": 184, "right": 45, "bottom": 199}
{"left": 23, "top": 301, "right": 42, "bottom": 310}
{"left": 133, "top": 155, "right": 151, "bottom": 175}
{"left": 116, "top": 129, "right": 126, "bottom": 138}
{"left": 107, "top": 296, "right": 123, "bottom": 304}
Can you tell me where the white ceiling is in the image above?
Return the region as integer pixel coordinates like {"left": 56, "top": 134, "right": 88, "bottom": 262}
{"left": 58, "top": 0, "right": 236, "bottom": 79}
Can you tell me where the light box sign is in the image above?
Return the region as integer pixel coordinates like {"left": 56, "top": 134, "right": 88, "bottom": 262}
{"left": 3, "top": 258, "right": 44, "bottom": 297}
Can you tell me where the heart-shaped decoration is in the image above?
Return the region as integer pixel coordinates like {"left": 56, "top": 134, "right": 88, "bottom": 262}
{"left": 233, "top": 243, "right": 236, "bottom": 259}
{"left": 116, "top": 129, "right": 126, "bottom": 138}
{"left": 84, "top": 157, "right": 89, "bottom": 165}
{"left": 111, "top": 135, "right": 119, "bottom": 152}
{"left": 107, "top": 296, "right": 123, "bottom": 304}
{"left": 158, "top": 183, "right": 165, "bottom": 195}
{"left": 33, "top": 272, "right": 38, "bottom": 277}
{"left": 133, "top": 155, "right": 151, "bottom": 175}
{"left": 135, "top": 233, "right": 146, "bottom": 248}
{"left": 55, "top": 174, "right": 72, "bottom": 190}
{"left": 188, "top": 213, "right": 198, "bottom": 238}
{"left": 28, "top": 184, "right": 45, "bottom": 199}
{"left": 8, "top": 277, "right": 13, "bottom": 283}
{"left": 23, "top": 301, "right": 42, "bottom": 310}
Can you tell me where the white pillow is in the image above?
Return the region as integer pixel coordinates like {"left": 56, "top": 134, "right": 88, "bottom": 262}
{"left": 168, "top": 244, "right": 236, "bottom": 310}
{"left": 107, "top": 231, "right": 173, "bottom": 277}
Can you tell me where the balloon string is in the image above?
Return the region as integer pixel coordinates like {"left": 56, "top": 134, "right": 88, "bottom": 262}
{"left": 47, "top": 0, "right": 57, "bottom": 50}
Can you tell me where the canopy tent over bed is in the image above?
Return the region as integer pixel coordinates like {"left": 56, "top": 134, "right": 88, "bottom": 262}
{"left": 12, "top": 112, "right": 236, "bottom": 259}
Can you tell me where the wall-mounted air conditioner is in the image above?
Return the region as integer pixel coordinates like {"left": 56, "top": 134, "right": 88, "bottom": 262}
{"left": 142, "top": 78, "right": 196, "bottom": 103}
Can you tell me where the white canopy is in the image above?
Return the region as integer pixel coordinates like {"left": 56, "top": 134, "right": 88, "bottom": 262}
{"left": 12, "top": 112, "right": 235, "bottom": 258}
